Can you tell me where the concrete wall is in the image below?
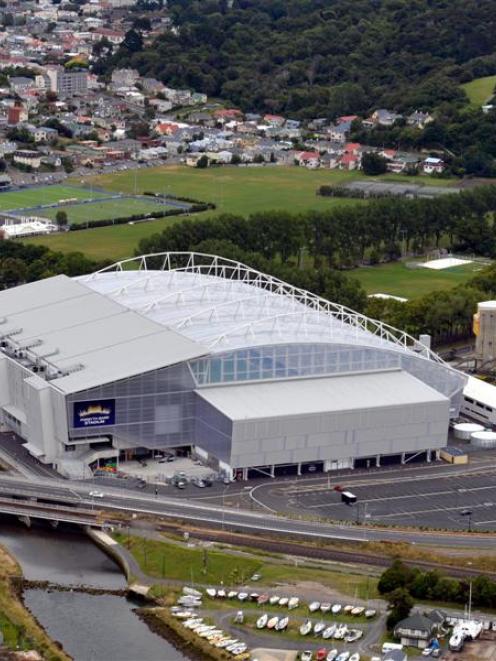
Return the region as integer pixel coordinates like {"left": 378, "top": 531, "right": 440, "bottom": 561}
{"left": 229, "top": 399, "right": 449, "bottom": 468}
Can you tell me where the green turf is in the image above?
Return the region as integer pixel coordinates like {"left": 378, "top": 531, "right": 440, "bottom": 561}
{"left": 37, "top": 197, "right": 169, "bottom": 225}
{"left": 22, "top": 165, "right": 457, "bottom": 261}
{"left": 461, "top": 75, "right": 496, "bottom": 108}
{"left": 0, "top": 184, "right": 107, "bottom": 211}
{"left": 352, "top": 260, "right": 486, "bottom": 299}
{"left": 114, "top": 533, "right": 262, "bottom": 585}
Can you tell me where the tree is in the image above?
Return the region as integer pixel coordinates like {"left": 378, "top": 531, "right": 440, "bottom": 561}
{"left": 121, "top": 29, "right": 143, "bottom": 54}
{"left": 386, "top": 587, "right": 414, "bottom": 630}
{"left": 362, "top": 152, "right": 388, "bottom": 176}
{"left": 55, "top": 210, "right": 68, "bottom": 228}
{"left": 196, "top": 155, "right": 209, "bottom": 169}
{"left": 378, "top": 560, "right": 417, "bottom": 595}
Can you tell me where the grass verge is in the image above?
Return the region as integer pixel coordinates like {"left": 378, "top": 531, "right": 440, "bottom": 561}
{"left": 0, "top": 544, "right": 69, "bottom": 660}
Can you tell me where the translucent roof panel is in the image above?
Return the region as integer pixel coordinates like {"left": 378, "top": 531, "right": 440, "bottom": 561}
{"left": 77, "top": 252, "right": 448, "bottom": 364}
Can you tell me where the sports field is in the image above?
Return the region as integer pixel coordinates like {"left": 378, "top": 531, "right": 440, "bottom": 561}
{"left": 23, "top": 165, "right": 457, "bottom": 261}
{"left": 0, "top": 185, "right": 106, "bottom": 211}
{"left": 353, "top": 260, "right": 484, "bottom": 299}
{"left": 461, "top": 75, "right": 496, "bottom": 109}
{"left": 37, "top": 197, "right": 169, "bottom": 225}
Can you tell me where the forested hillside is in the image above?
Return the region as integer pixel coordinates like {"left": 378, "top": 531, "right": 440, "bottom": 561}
{"left": 107, "top": 0, "right": 496, "bottom": 117}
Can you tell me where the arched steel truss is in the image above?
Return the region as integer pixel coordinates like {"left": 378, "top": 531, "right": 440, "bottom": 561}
{"left": 85, "top": 252, "right": 447, "bottom": 366}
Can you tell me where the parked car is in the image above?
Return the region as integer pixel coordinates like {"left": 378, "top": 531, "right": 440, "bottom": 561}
{"left": 89, "top": 491, "right": 104, "bottom": 498}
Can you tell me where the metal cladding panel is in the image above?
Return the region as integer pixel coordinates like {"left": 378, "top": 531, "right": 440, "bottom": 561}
{"left": 0, "top": 274, "right": 207, "bottom": 394}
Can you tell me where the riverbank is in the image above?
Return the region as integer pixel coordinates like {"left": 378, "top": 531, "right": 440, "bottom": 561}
{"left": 0, "top": 544, "right": 70, "bottom": 661}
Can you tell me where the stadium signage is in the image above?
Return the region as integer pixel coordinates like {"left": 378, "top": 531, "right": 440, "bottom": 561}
{"left": 73, "top": 399, "right": 115, "bottom": 428}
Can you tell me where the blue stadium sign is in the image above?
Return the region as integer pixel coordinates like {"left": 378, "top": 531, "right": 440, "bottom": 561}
{"left": 73, "top": 399, "right": 115, "bottom": 428}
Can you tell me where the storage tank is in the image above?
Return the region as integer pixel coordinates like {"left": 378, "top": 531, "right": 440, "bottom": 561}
{"left": 470, "top": 431, "right": 496, "bottom": 448}
{"left": 453, "top": 422, "right": 485, "bottom": 440}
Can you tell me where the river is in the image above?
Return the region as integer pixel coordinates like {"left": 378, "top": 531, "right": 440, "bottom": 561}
{"left": 0, "top": 516, "right": 187, "bottom": 660}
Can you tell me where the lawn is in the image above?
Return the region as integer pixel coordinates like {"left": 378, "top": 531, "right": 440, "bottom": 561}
{"left": 23, "top": 165, "right": 457, "bottom": 261}
{"left": 114, "top": 533, "right": 262, "bottom": 585}
{"left": 0, "top": 184, "right": 107, "bottom": 211}
{"left": 461, "top": 75, "right": 496, "bottom": 108}
{"left": 37, "top": 197, "right": 170, "bottom": 225}
{"left": 115, "top": 533, "right": 378, "bottom": 598}
{"left": 352, "top": 260, "right": 485, "bottom": 299}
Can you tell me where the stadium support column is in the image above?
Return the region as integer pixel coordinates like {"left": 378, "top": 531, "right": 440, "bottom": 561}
{"left": 426, "top": 450, "right": 432, "bottom": 463}
{"left": 242, "top": 467, "right": 248, "bottom": 481}
{"left": 435, "top": 449, "right": 440, "bottom": 461}
{"left": 375, "top": 454, "right": 381, "bottom": 468}
{"left": 297, "top": 462, "right": 302, "bottom": 476}
{"left": 270, "top": 465, "right": 275, "bottom": 478}
{"left": 401, "top": 452, "right": 406, "bottom": 464}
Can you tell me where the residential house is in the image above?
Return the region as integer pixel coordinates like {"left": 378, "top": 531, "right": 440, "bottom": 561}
{"left": 30, "top": 126, "right": 59, "bottom": 143}
{"left": 407, "top": 110, "right": 433, "bottom": 129}
{"left": 13, "top": 149, "right": 41, "bottom": 169}
{"left": 328, "top": 120, "right": 353, "bottom": 143}
{"left": 296, "top": 151, "right": 320, "bottom": 168}
{"left": 371, "top": 108, "right": 403, "bottom": 126}
{"left": 394, "top": 611, "right": 445, "bottom": 649}
{"left": 9, "top": 76, "right": 34, "bottom": 93}
{"left": 111, "top": 68, "right": 140, "bottom": 88}
{"left": 263, "top": 114, "right": 285, "bottom": 127}
{"left": 7, "top": 103, "right": 28, "bottom": 125}
{"left": 422, "top": 156, "right": 445, "bottom": 175}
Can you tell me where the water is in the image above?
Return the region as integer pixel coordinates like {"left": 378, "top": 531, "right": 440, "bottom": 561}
{"left": 0, "top": 518, "right": 186, "bottom": 660}
{"left": 23, "top": 590, "right": 183, "bottom": 661}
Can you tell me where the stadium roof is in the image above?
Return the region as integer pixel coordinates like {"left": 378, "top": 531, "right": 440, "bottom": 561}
{"left": 78, "top": 252, "right": 445, "bottom": 362}
{"left": 0, "top": 275, "right": 207, "bottom": 393}
{"left": 197, "top": 369, "right": 448, "bottom": 421}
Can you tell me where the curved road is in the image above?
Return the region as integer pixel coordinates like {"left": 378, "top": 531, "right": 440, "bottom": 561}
{"left": 1, "top": 474, "right": 496, "bottom": 549}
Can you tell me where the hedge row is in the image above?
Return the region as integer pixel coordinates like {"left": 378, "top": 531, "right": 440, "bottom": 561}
{"left": 68, "top": 203, "right": 211, "bottom": 231}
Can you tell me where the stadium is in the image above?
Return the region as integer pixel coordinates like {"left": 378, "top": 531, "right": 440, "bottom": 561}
{"left": 0, "top": 252, "right": 467, "bottom": 479}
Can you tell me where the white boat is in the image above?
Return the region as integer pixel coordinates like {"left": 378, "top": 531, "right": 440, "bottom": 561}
{"left": 334, "top": 624, "right": 348, "bottom": 639}
{"left": 256, "top": 613, "right": 268, "bottom": 629}
{"left": 327, "top": 650, "right": 338, "bottom": 661}
{"left": 217, "top": 589, "right": 226, "bottom": 598}
{"left": 351, "top": 606, "right": 364, "bottom": 616}
{"left": 238, "top": 592, "right": 249, "bottom": 601}
{"left": 288, "top": 597, "right": 299, "bottom": 609}
{"left": 183, "top": 586, "right": 202, "bottom": 598}
{"left": 267, "top": 616, "right": 279, "bottom": 629}
{"left": 449, "top": 632, "right": 464, "bottom": 651}
{"left": 204, "top": 629, "right": 223, "bottom": 640}
{"left": 344, "top": 605, "right": 353, "bottom": 613}
{"left": 174, "top": 610, "right": 194, "bottom": 619}
{"left": 309, "top": 601, "right": 321, "bottom": 612}
{"left": 321, "top": 603, "right": 331, "bottom": 613}
{"left": 300, "top": 620, "right": 312, "bottom": 636}
{"left": 215, "top": 638, "right": 232, "bottom": 648}
{"left": 349, "top": 654, "right": 360, "bottom": 661}
{"left": 345, "top": 629, "right": 363, "bottom": 643}
{"left": 364, "top": 609, "right": 376, "bottom": 618}
{"left": 232, "top": 644, "right": 247, "bottom": 654}
{"left": 331, "top": 604, "right": 342, "bottom": 614}
{"left": 269, "top": 595, "right": 280, "bottom": 605}
{"left": 336, "top": 652, "right": 350, "bottom": 661}
{"left": 276, "top": 616, "right": 289, "bottom": 631}
{"left": 206, "top": 588, "right": 216, "bottom": 598}
{"left": 234, "top": 611, "right": 244, "bottom": 624}
{"left": 323, "top": 624, "right": 337, "bottom": 639}
{"left": 228, "top": 590, "right": 238, "bottom": 599}
{"left": 314, "top": 621, "right": 326, "bottom": 635}
{"left": 279, "top": 597, "right": 289, "bottom": 607}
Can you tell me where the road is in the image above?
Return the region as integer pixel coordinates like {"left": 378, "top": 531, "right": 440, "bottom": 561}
{"left": 1, "top": 473, "right": 496, "bottom": 550}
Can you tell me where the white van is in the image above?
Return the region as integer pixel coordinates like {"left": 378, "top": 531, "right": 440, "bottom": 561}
{"left": 382, "top": 642, "right": 404, "bottom": 653}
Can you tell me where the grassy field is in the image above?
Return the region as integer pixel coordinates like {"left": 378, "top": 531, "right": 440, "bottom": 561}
{"left": 37, "top": 197, "right": 169, "bottom": 225}
{"left": 0, "top": 184, "right": 106, "bottom": 211}
{"left": 23, "top": 165, "right": 457, "bottom": 261}
{"left": 462, "top": 75, "right": 496, "bottom": 108}
{"left": 352, "top": 260, "right": 485, "bottom": 299}
{"left": 115, "top": 533, "right": 378, "bottom": 598}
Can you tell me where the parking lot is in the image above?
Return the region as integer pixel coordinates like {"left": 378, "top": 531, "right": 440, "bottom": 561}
{"left": 249, "top": 460, "right": 496, "bottom": 531}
